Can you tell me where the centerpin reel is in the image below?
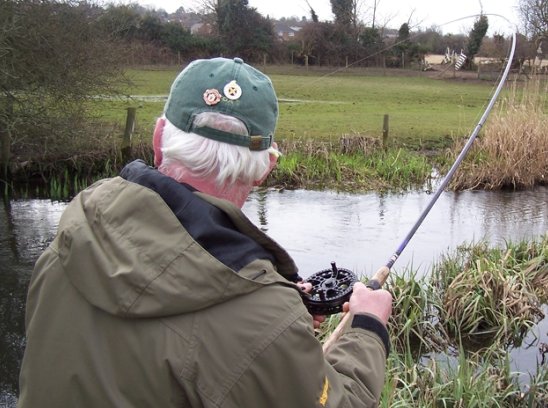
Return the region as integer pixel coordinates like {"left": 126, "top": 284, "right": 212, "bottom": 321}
{"left": 301, "top": 262, "right": 358, "bottom": 316}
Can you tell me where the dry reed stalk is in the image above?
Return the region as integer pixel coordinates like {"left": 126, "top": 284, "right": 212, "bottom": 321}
{"left": 450, "top": 78, "right": 547, "bottom": 190}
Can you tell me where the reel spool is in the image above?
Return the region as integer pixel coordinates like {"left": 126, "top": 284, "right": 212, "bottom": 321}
{"left": 301, "top": 262, "right": 358, "bottom": 315}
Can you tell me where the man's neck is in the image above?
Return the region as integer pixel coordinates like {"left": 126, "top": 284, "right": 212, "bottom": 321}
{"left": 181, "top": 175, "right": 252, "bottom": 208}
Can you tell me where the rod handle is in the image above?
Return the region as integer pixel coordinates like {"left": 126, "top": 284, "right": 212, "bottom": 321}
{"left": 369, "top": 265, "right": 390, "bottom": 287}
{"left": 322, "top": 312, "right": 351, "bottom": 353}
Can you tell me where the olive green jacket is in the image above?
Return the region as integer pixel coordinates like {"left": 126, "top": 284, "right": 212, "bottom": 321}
{"left": 18, "top": 162, "right": 389, "bottom": 408}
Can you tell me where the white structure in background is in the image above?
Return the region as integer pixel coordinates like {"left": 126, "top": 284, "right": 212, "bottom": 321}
{"left": 442, "top": 47, "right": 467, "bottom": 70}
{"left": 454, "top": 50, "right": 467, "bottom": 70}
{"left": 442, "top": 47, "right": 455, "bottom": 64}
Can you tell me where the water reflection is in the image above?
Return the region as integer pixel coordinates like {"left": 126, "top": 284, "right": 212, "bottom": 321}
{"left": 0, "top": 198, "right": 67, "bottom": 404}
{"left": 0, "top": 187, "right": 547, "bottom": 404}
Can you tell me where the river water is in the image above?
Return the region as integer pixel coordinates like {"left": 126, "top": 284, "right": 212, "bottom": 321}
{"left": 1, "top": 186, "right": 547, "bottom": 404}
{"left": 245, "top": 187, "right": 548, "bottom": 277}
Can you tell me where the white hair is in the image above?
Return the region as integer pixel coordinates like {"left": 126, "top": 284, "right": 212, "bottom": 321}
{"left": 158, "top": 112, "right": 273, "bottom": 187}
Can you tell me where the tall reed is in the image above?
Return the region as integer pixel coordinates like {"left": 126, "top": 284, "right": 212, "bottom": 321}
{"left": 450, "top": 77, "right": 548, "bottom": 190}
{"left": 387, "top": 268, "right": 449, "bottom": 356}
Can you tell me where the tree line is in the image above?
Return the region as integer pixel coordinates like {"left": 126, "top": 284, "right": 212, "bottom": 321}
{"left": 104, "top": 0, "right": 544, "bottom": 68}
{"left": 107, "top": 0, "right": 544, "bottom": 70}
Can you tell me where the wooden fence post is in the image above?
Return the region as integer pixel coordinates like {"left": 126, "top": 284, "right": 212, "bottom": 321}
{"left": 121, "top": 107, "right": 136, "bottom": 163}
{"left": 0, "top": 127, "right": 9, "bottom": 184}
{"left": 0, "top": 98, "right": 13, "bottom": 185}
{"left": 382, "top": 114, "right": 389, "bottom": 150}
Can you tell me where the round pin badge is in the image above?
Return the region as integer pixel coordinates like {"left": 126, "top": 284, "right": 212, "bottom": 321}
{"left": 223, "top": 80, "right": 242, "bottom": 100}
{"left": 203, "top": 89, "right": 222, "bottom": 106}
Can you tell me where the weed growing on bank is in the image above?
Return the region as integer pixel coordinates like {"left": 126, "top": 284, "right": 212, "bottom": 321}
{"left": 270, "top": 137, "right": 433, "bottom": 191}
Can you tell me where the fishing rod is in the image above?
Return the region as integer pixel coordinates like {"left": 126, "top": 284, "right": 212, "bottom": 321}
{"left": 300, "top": 30, "right": 517, "bottom": 353}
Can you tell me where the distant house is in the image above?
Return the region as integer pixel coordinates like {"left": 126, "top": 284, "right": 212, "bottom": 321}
{"left": 381, "top": 28, "right": 399, "bottom": 41}
{"left": 273, "top": 20, "right": 305, "bottom": 41}
{"left": 177, "top": 11, "right": 209, "bottom": 35}
{"left": 190, "top": 22, "right": 213, "bottom": 36}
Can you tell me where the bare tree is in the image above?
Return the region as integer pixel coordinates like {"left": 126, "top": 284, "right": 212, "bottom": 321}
{"left": 0, "top": 0, "right": 127, "bottom": 181}
{"left": 519, "top": 0, "right": 548, "bottom": 40}
{"left": 519, "top": 0, "right": 547, "bottom": 65}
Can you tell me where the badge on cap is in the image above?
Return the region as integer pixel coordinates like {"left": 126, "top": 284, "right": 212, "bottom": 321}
{"left": 223, "top": 80, "right": 242, "bottom": 100}
{"left": 203, "top": 89, "right": 222, "bottom": 106}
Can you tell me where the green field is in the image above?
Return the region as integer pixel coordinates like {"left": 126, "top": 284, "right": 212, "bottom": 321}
{"left": 23, "top": 66, "right": 540, "bottom": 195}
{"left": 111, "top": 66, "right": 500, "bottom": 151}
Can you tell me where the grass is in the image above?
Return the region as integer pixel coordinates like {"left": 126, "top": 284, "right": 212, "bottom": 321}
{"left": 110, "top": 66, "right": 497, "bottom": 151}
{"left": 375, "top": 236, "right": 547, "bottom": 406}
{"left": 383, "top": 333, "right": 547, "bottom": 407}
{"left": 272, "top": 73, "right": 491, "bottom": 149}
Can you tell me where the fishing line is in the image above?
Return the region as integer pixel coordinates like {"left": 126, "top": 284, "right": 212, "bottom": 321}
{"left": 314, "top": 27, "right": 517, "bottom": 353}
{"left": 297, "top": 14, "right": 517, "bottom": 342}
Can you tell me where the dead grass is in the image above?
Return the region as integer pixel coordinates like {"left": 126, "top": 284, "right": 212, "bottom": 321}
{"left": 450, "top": 78, "right": 548, "bottom": 190}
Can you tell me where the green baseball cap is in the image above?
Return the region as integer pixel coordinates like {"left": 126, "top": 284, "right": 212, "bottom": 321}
{"left": 164, "top": 57, "right": 278, "bottom": 151}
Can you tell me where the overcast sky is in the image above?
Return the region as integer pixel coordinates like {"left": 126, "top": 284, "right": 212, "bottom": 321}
{"left": 134, "top": 0, "right": 521, "bottom": 35}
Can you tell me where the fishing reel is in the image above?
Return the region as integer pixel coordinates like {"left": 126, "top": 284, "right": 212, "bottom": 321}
{"left": 301, "top": 262, "right": 358, "bottom": 316}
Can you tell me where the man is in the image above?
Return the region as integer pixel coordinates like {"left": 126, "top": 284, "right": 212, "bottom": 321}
{"left": 18, "top": 57, "right": 392, "bottom": 407}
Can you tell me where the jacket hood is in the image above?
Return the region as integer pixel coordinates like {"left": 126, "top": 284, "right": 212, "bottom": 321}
{"left": 55, "top": 161, "right": 298, "bottom": 318}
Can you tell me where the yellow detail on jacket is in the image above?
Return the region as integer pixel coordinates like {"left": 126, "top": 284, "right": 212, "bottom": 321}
{"left": 319, "top": 377, "right": 329, "bottom": 406}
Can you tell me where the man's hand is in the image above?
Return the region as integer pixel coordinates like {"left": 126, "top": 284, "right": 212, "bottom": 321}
{"left": 297, "top": 282, "right": 326, "bottom": 329}
{"left": 342, "top": 282, "right": 392, "bottom": 326}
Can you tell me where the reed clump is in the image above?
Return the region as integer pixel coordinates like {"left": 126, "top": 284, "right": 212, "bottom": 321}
{"left": 319, "top": 237, "right": 547, "bottom": 405}
{"left": 386, "top": 269, "right": 449, "bottom": 356}
{"left": 381, "top": 347, "right": 530, "bottom": 407}
{"left": 434, "top": 236, "right": 547, "bottom": 346}
{"left": 450, "top": 78, "right": 548, "bottom": 190}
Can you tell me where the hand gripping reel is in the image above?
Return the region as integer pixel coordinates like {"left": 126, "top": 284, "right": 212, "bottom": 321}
{"left": 300, "top": 262, "right": 358, "bottom": 315}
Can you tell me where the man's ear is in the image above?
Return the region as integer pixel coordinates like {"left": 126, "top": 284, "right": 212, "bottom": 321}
{"left": 253, "top": 149, "right": 278, "bottom": 187}
{"left": 153, "top": 117, "right": 166, "bottom": 167}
